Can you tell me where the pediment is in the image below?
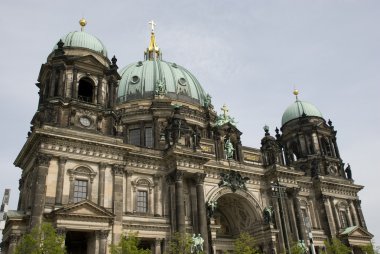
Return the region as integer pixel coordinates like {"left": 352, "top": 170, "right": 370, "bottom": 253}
{"left": 52, "top": 200, "right": 114, "bottom": 219}
{"left": 340, "top": 226, "right": 373, "bottom": 238}
{"left": 75, "top": 55, "right": 105, "bottom": 67}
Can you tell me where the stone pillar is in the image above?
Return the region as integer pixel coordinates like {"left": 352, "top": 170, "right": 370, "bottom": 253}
{"left": 7, "top": 234, "right": 20, "bottom": 254}
{"left": 125, "top": 170, "right": 133, "bottom": 214}
{"left": 57, "top": 69, "right": 64, "bottom": 97}
{"left": 71, "top": 68, "right": 77, "bottom": 98}
{"left": 286, "top": 193, "right": 299, "bottom": 240}
{"left": 322, "top": 195, "right": 336, "bottom": 236}
{"left": 330, "top": 197, "right": 341, "bottom": 230}
{"left": 56, "top": 227, "right": 67, "bottom": 248}
{"left": 98, "top": 230, "right": 109, "bottom": 254}
{"left": 49, "top": 71, "right": 56, "bottom": 97}
{"left": 272, "top": 197, "right": 286, "bottom": 252}
{"left": 112, "top": 165, "right": 124, "bottom": 242}
{"left": 175, "top": 170, "right": 186, "bottom": 233}
{"left": 97, "top": 76, "right": 103, "bottom": 105}
{"left": 98, "top": 163, "right": 107, "bottom": 206}
{"left": 153, "top": 174, "right": 162, "bottom": 216}
{"left": 195, "top": 173, "right": 209, "bottom": 254}
{"left": 55, "top": 156, "right": 67, "bottom": 205}
{"left": 308, "top": 199, "right": 319, "bottom": 228}
{"left": 348, "top": 200, "right": 359, "bottom": 226}
{"left": 154, "top": 238, "right": 162, "bottom": 254}
{"left": 30, "top": 154, "right": 51, "bottom": 229}
{"left": 293, "top": 196, "right": 307, "bottom": 242}
{"left": 354, "top": 200, "right": 367, "bottom": 229}
{"left": 109, "top": 82, "right": 114, "bottom": 108}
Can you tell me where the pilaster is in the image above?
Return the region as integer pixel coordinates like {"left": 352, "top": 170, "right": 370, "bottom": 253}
{"left": 55, "top": 156, "right": 67, "bottom": 205}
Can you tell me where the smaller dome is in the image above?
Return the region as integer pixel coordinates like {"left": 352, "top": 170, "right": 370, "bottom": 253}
{"left": 53, "top": 31, "right": 107, "bottom": 57}
{"left": 281, "top": 100, "right": 323, "bottom": 126}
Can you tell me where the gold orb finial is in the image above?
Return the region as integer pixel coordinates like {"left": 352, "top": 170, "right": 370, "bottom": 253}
{"left": 79, "top": 18, "right": 87, "bottom": 31}
{"left": 293, "top": 89, "right": 299, "bottom": 96}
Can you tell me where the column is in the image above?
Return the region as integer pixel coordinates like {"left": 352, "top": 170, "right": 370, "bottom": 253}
{"left": 354, "top": 200, "right": 367, "bottom": 229}
{"left": 30, "top": 154, "right": 51, "bottom": 229}
{"left": 273, "top": 197, "right": 286, "bottom": 253}
{"left": 57, "top": 69, "right": 64, "bottom": 97}
{"left": 348, "top": 200, "right": 359, "bottom": 226}
{"left": 72, "top": 68, "right": 78, "bottom": 99}
{"left": 125, "top": 170, "right": 133, "bottom": 214}
{"left": 112, "top": 165, "right": 124, "bottom": 242}
{"left": 7, "top": 234, "right": 20, "bottom": 254}
{"left": 175, "top": 170, "right": 186, "bottom": 233}
{"left": 322, "top": 196, "right": 336, "bottom": 236}
{"left": 195, "top": 173, "right": 209, "bottom": 254}
{"left": 308, "top": 199, "right": 319, "bottom": 228}
{"left": 109, "top": 82, "right": 114, "bottom": 108}
{"left": 98, "top": 230, "right": 109, "bottom": 254}
{"left": 49, "top": 71, "right": 56, "bottom": 97}
{"left": 330, "top": 197, "right": 341, "bottom": 230}
{"left": 55, "top": 156, "right": 67, "bottom": 205}
{"left": 153, "top": 174, "right": 162, "bottom": 216}
{"left": 154, "top": 238, "right": 162, "bottom": 254}
{"left": 97, "top": 76, "right": 103, "bottom": 105}
{"left": 286, "top": 191, "right": 299, "bottom": 240}
{"left": 56, "top": 227, "right": 67, "bottom": 248}
{"left": 293, "top": 196, "right": 307, "bottom": 241}
{"left": 98, "top": 163, "right": 107, "bottom": 206}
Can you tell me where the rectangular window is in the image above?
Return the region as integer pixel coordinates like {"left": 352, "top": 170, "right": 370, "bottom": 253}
{"left": 145, "top": 127, "right": 153, "bottom": 148}
{"left": 340, "top": 211, "right": 349, "bottom": 228}
{"left": 73, "top": 180, "right": 88, "bottom": 203}
{"left": 129, "top": 128, "right": 141, "bottom": 146}
{"left": 137, "top": 191, "right": 148, "bottom": 213}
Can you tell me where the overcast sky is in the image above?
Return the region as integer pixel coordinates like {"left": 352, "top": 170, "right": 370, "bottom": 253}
{"left": 0, "top": 0, "right": 379, "bottom": 244}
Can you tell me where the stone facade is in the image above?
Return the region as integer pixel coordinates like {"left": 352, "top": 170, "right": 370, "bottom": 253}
{"left": 0, "top": 25, "right": 373, "bottom": 254}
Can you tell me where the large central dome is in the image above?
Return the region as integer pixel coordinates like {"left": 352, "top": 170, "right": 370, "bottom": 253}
{"left": 117, "top": 60, "right": 207, "bottom": 106}
{"left": 117, "top": 28, "right": 208, "bottom": 106}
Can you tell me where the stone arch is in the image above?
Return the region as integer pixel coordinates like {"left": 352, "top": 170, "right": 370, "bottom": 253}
{"left": 206, "top": 186, "right": 263, "bottom": 216}
{"left": 68, "top": 165, "right": 97, "bottom": 182}
{"left": 206, "top": 186, "right": 264, "bottom": 238}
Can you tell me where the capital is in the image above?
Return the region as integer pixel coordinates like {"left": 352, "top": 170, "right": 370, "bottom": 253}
{"left": 174, "top": 170, "right": 184, "bottom": 182}
{"left": 112, "top": 164, "right": 124, "bottom": 176}
{"left": 97, "top": 230, "right": 109, "bottom": 239}
{"left": 59, "top": 156, "right": 68, "bottom": 165}
{"left": 36, "top": 153, "right": 52, "bottom": 167}
{"left": 195, "top": 173, "right": 206, "bottom": 185}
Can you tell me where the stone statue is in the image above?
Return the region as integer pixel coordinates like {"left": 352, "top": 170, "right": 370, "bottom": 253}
{"left": 218, "top": 170, "right": 249, "bottom": 192}
{"left": 345, "top": 163, "right": 352, "bottom": 180}
{"left": 191, "top": 234, "right": 204, "bottom": 253}
{"left": 224, "top": 139, "right": 235, "bottom": 159}
{"left": 155, "top": 79, "right": 166, "bottom": 96}
{"left": 192, "top": 126, "right": 201, "bottom": 149}
{"left": 310, "top": 159, "right": 320, "bottom": 177}
{"left": 263, "top": 206, "right": 274, "bottom": 224}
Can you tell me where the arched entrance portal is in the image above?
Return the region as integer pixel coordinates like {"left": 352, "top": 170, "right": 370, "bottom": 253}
{"left": 209, "top": 189, "right": 264, "bottom": 253}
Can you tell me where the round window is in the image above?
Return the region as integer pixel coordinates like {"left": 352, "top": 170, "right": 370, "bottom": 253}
{"left": 178, "top": 78, "right": 187, "bottom": 86}
{"left": 131, "top": 75, "right": 140, "bottom": 84}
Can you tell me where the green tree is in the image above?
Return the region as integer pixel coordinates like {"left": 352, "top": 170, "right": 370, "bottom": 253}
{"left": 290, "top": 241, "right": 308, "bottom": 254}
{"left": 109, "top": 232, "right": 150, "bottom": 254}
{"left": 361, "top": 244, "right": 375, "bottom": 254}
{"left": 233, "top": 232, "right": 261, "bottom": 254}
{"left": 165, "top": 232, "right": 193, "bottom": 254}
{"left": 15, "top": 223, "right": 66, "bottom": 254}
{"left": 324, "top": 238, "right": 351, "bottom": 254}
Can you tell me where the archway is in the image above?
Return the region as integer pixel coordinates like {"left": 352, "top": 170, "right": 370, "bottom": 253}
{"left": 207, "top": 189, "right": 264, "bottom": 253}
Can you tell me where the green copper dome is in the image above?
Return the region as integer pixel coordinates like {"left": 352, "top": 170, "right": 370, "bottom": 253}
{"left": 53, "top": 31, "right": 108, "bottom": 57}
{"left": 281, "top": 100, "right": 323, "bottom": 126}
{"left": 117, "top": 60, "right": 208, "bottom": 106}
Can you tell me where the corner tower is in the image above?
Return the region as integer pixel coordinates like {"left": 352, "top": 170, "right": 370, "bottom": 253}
{"left": 32, "top": 19, "right": 120, "bottom": 136}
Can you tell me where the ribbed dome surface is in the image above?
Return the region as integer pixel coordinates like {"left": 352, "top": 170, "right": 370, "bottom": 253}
{"left": 282, "top": 100, "right": 323, "bottom": 126}
{"left": 53, "top": 31, "right": 107, "bottom": 57}
{"left": 117, "top": 60, "right": 208, "bottom": 106}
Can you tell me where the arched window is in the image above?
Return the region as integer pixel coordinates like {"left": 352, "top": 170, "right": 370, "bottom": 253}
{"left": 321, "top": 137, "right": 332, "bottom": 156}
{"left": 78, "top": 78, "right": 94, "bottom": 103}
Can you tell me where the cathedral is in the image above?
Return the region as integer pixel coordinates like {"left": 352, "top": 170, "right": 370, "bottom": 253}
{"left": 0, "top": 19, "right": 373, "bottom": 254}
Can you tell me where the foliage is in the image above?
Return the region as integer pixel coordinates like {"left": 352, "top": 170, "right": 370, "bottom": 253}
{"left": 15, "top": 223, "right": 66, "bottom": 254}
{"left": 109, "top": 232, "right": 150, "bottom": 254}
{"left": 290, "top": 241, "right": 308, "bottom": 254}
{"left": 361, "top": 244, "right": 375, "bottom": 254}
{"left": 233, "top": 232, "right": 261, "bottom": 254}
{"left": 165, "top": 232, "right": 205, "bottom": 254}
{"left": 324, "top": 238, "right": 351, "bottom": 254}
